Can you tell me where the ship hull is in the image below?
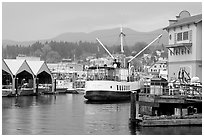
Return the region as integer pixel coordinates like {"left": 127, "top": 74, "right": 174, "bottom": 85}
{"left": 84, "top": 80, "right": 140, "bottom": 101}
{"left": 84, "top": 90, "right": 131, "bottom": 101}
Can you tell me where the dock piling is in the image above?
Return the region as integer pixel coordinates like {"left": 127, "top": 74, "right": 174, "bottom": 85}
{"left": 129, "top": 90, "right": 141, "bottom": 126}
{"left": 15, "top": 78, "right": 18, "bottom": 96}
{"left": 36, "top": 78, "right": 39, "bottom": 95}
{"left": 54, "top": 79, "right": 57, "bottom": 94}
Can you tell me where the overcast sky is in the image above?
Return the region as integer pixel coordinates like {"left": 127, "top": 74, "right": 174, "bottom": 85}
{"left": 2, "top": 2, "right": 202, "bottom": 41}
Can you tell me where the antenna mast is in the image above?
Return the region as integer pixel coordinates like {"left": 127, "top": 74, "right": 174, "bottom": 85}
{"left": 120, "top": 27, "right": 126, "bottom": 53}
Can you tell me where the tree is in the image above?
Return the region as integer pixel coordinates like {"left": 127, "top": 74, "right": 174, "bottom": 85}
{"left": 34, "top": 49, "right": 43, "bottom": 57}
{"left": 41, "top": 44, "right": 51, "bottom": 61}
{"left": 46, "top": 51, "right": 61, "bottom": 63}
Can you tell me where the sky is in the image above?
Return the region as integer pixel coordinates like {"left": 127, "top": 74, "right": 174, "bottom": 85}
{"left": 2, "top": 2, "right": 202, "bottom": 41}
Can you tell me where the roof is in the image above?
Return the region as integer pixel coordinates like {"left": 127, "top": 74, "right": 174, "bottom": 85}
{"left": 3, "top": 59, "right": 52, "bottom": 77}
{"left": 3, "top": 59, "right": 28, "bottom": 75}
{"left": 164, "top": 14, "right": 202, "bottom": 30}
{"left": 26, "top": 60, "right": 53, "bottom": 77}
{"left": 26, "top": 61, "right": 44, "bottom": 75}
{"left": 2, "top": 59, "right": 12, "bottom": 75}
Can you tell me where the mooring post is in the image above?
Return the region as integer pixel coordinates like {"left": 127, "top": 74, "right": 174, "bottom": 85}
{"left": 54, "top": 79, "right": 57, "bottom": 94}
{"left": 36, "top": 78, "right": 39, "bottom": 95}
{"left": 129, "top": 90, "right": 141, "bottom": 127}
{"left": 135, "top": 91, "right": 139, "bottom": 120}
{"left": 130, "top": 91, "right": 136, "bottom": 122}
{"left": 15, "top": 78, "right": 18, "bottom": 97}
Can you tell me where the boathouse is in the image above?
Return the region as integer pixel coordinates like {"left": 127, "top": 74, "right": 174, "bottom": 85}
{"left": 2, "top": 59, "right": 54, "bottom": 95}
{"left": 163, "top": 10, "right": 202, "bottom": 81}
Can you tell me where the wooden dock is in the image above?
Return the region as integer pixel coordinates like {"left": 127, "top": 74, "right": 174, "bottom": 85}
{"left": 141, "top": 114, "right": 202, "bottom": 127}
{"left": 129, "top": 90, "right": 202, "bottom": 127}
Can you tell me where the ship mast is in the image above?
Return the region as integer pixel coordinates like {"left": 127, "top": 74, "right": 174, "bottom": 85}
{"left": 120, "top": 27, "right": 125, "bottom": 53}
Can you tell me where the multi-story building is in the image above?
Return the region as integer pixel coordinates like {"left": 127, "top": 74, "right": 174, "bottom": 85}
{"left": 148, "top": 57, "right": 167, "bottom": 74}
{"left": 164, "top": 10, "right": 202, "bottom": 81}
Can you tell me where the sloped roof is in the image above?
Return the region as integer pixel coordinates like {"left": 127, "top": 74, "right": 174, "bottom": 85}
{"left": 26, "top": 61, "right": 53, "bottom": 77}
{"left": 2, "top": 59, "right": 12, "bottom": 75}
{"left": 4, "top": 59, "right": 26, "bottom": 75}
{"left": 164, "top": 14, "right": 202, "bottom": 30}
{"left": 26, "top": 61, "right": 44, "bottom": 75}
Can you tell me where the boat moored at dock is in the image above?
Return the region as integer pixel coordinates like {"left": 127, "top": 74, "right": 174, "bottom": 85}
{"left": 85, "top": 66, "right": 141, "bottom": 101}
{"left": 84, "top": 27, "right": 162, "bottom": 101}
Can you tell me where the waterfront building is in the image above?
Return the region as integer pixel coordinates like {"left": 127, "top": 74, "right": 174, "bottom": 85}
{"left": 2, "top": 59, "right": 54, "bottom": 95}
{"left": 164, "top": 11, "right": 202, "bottom": 81}
{"left": 148, "top": 57, "right": 167, "bottom": 76}
{"left": 47, "top": 61, "right": 86, "bottom": 81}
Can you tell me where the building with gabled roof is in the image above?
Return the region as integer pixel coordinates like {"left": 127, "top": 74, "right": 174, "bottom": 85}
{"left": 163, "top": 10, "right": 202, "bottom": 81}
{"left": 2, "top": 59, "right": 54, "bottom": 95}
{"left": 148, "top": 57, "right": 167, "bottom": 75}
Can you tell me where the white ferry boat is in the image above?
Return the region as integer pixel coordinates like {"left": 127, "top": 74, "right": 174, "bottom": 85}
{"left": 84, "top": 27, "right": 162, "bottom": 101}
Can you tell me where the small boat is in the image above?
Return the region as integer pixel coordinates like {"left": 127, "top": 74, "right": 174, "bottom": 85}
{"left": 56, "top": 79, "right": 71, "bottom": 93}
{"left": 66, "top": 82, "right": 78, "bottom": 94}
{"left": 19, "top": 87, "right": 34, "bottom": 96}
{"left": 76, "top": 88, "right": 86, "bottom": 94}
{"left": 2, "top": 85, "right": 13, "bottom": 97}
{"left": 38, "top": 84, "right": 51, "bottom": 94}
{"left": 18, "top": 83, "right": 35, "bottom": 96}
{"left": 2, "top": 89, "right": 13, "bottom": 97}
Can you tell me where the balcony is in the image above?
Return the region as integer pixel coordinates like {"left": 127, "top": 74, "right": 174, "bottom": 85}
{"left": 166, "top": 43, "right": 192, "bottom": 55}
{"left": 166, "top": 43, "right": 192, "bottom": 48}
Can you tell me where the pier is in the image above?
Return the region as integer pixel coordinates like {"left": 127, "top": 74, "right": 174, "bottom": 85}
{"left": 129, "top": 81, "right": 202, "bottom": 127}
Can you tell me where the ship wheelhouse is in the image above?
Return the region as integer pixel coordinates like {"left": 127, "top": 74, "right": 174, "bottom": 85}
{"left": 86, "top": 65, "right": 137, "bottom": 82}
{"left": 87, "top": 66, "right": 118, "bottom": 81}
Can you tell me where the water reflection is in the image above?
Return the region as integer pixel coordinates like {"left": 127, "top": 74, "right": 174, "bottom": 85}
{"left": 2, "top": 94, "right": 202, "bottom": 135}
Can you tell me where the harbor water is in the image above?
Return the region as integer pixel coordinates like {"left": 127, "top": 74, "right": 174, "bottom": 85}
{"left": 2, "top": 94, "right": 202, "bottom": 135}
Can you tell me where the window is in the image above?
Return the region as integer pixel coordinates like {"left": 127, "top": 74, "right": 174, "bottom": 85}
{"left": 183, "top": 31, "right": 188, "bottom": 40}
{"left": 169, "top": 34, "right": 172, "bottom": 40}
{"left": 177, "top": 33, "right": 182, "bottom": 41}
